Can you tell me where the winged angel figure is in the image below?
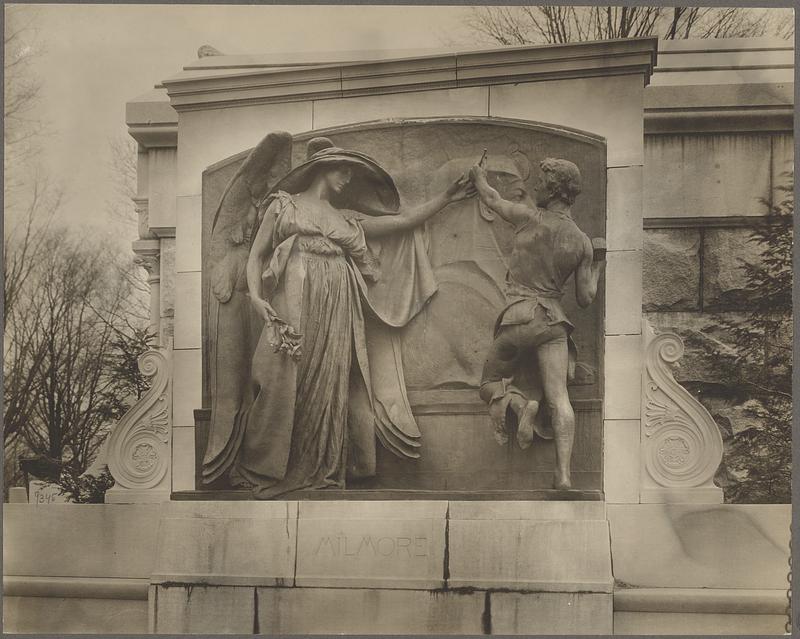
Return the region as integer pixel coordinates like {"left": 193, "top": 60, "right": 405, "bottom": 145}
{"left": 202, "top": 132, "right": 475, "bottom": 498}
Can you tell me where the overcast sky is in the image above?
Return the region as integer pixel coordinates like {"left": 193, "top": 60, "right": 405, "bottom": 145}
{"left": 10, "top": 4, "right": 475, "bottom": 238}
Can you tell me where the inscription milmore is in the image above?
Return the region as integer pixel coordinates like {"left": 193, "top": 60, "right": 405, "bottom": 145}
{"left": 313, "top": 534, "right": 430, "bottom": 558}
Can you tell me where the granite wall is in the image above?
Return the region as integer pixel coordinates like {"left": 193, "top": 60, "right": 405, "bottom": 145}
{"left": 643, "top": 225, "right": 768, "bottom": 314}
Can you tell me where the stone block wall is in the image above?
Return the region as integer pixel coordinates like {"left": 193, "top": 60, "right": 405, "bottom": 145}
{"left": 643, "top": 224, "right": 767, "bottom": 314}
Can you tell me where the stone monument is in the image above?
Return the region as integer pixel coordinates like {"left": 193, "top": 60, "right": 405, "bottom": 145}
{"left": 5, "top": 35, "right": 793, "bottom": 637}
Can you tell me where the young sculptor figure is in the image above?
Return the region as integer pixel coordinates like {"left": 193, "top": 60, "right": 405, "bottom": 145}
{"left": 469, "top": 158, "right": 605, "bottom": 490}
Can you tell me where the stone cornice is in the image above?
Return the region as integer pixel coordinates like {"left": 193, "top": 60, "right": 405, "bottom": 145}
{"left": 161, "top": 38, "right": 658, "bottom": 112}
{"left": 132, "top": 239, "right": 161, "bottom": 284}
{"left": 127, "top": 124, "right": 178, "bottom": 149}
{"left": 644, "top": 106, "right": 793, "bottom": 134}
{"left": 126, "top": 89, "right": 178, "bottom": 148}
{"left": 644, "top": 83, "right": 793, "bottom": 134}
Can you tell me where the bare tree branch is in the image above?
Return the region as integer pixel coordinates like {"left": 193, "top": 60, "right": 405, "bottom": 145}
{"left": 462, "top": 6, "right": 794, "bottom": 46}
{"left": 106, "top": 135, "right": 139, "bottom": 230}
{"left": 4, "top": 230, "right": 154, "bottom": 481}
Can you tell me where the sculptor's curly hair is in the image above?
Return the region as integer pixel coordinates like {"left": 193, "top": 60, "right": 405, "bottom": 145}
{"left": 540, "top": 158, "right": 582, "bottom": 205}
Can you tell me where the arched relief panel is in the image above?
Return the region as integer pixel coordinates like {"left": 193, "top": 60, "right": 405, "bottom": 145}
{"left": 200, "top": 117, "right": 607, "bottom": 492}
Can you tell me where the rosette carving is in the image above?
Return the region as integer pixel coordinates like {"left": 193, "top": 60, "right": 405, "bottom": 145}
{"left": 642, "top": 322, "right": 723, "bottom": 502}
{"left": 107, "top": 348, "right": 171, "bottom": 491}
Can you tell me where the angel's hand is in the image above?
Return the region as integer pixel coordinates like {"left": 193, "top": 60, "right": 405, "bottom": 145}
{"left": 445, "top": 175, "right": 478, "bottom": 203}
{"left": 469, "top": 164, "right": 489, "bottom": 185}
{"left": 250, "top": 294, "right": 277, "bottom": 323}
{"left": 230, "top": 223, "right": 245, "bottom": 245}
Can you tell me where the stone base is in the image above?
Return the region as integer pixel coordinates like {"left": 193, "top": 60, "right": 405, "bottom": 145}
{"left": 172, "top": 488, "right": 604, "bottom": 501}
{"left": 148, "top": 500, "right": 613, "bottom": 634}
{"left": 608, "top": 504, "right": 791, "bottom": 590}
{"left": 152, "top": 585, "right": 615, "bottom": 635}
{"left": 614, "top": 588, "right": 789, "bottom": 635}
{"left": 151, "top": 513, "right": 297, "bottom": 587}
{"left": 492, "top": 592, "right": 612, "bottom": 635}
{"left": 4, "top": 596, "right": 149, "bottom": 634}
{"left": 105, "top": 488, "right": 171, "bottom": 504}
{"left": 367, "top": 396, "right": 602, "bottom": 492}
{"left": 194, "top": 395, "right": 602, "bottom": 492}
{"left": 639, "top": 485, "right": 723, "bottom": 504}
{"left": 5, "top": 501, "right": 791, "bottom": 634}
{"left": 614, "top": 611, "right": 787, "bottom": 635}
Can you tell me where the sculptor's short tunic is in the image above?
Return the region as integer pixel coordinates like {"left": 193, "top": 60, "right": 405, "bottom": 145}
{"left": 498, "top": 209, "right": 588, "bottom": 333}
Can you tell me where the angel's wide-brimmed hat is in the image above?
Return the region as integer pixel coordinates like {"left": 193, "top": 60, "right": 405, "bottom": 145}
{"left": 270, "top": 145, "right": 401, "bottom": 215}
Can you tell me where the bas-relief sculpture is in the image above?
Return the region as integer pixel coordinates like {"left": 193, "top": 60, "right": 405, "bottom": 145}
{"left": 200, "top": 118, "right": 607, "bottom": 498}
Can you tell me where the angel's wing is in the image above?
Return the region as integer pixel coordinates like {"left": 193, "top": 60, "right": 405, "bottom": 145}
{"left": 203, "top": 131, "right": 293, "bottom": 484}
{"left": 207, "top": 131, "right": 293, "bottom": 303}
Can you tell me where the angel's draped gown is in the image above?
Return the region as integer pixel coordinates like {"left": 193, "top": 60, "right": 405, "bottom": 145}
{"left": 229, "top": 191, "right": 435, "bottom": 499}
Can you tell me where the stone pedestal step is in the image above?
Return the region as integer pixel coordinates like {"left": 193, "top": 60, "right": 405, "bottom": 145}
{"left": 153, "top": 585, "right": 613, "bottom": 635}
{"left": 150, "top": 500, "right": 613, "bottom": 633}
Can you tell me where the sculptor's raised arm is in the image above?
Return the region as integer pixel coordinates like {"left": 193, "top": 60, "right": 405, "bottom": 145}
{"left": 469, "top": 164, "right": 531, "bottom": 227}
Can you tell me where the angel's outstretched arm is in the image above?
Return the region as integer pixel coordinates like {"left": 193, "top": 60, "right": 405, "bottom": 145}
{"left": 359, "top": 175, "right": 476, "bottom": 238}
{"left": 246, "top": 202, "right": 279, "bottom": 322}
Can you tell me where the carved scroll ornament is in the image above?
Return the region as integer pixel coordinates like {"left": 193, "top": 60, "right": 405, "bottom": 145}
{"left": 107, "top": 348, "right": 171, "bottom": 491}
{"left": 642, "top": 322, "right": 723, "bottom": 502}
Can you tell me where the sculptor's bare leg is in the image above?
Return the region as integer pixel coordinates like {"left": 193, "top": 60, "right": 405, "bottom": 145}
{"left": 515, "top": 384, "right": 541, "bottom": 450}
{"left": 479, "top": 331, "right": 528, "bottom": 445}
{"left": 536, "top": 332, "right": 574, "bottom": 489}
